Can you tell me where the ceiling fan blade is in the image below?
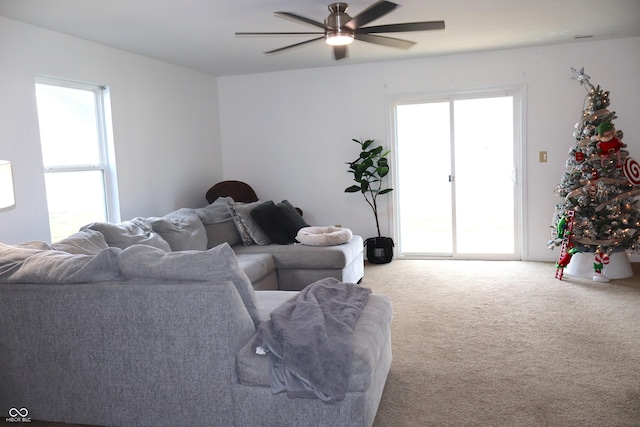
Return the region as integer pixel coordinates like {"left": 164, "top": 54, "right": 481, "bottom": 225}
{"left": 333, "top": 45, "right": 349, "bottom": 60}
{"left": 357, "top": 21, "right": 445, "bottom": 34}
{"left": 345, "top": 1, "right": 399, "bottom": 30}
{"left": 236, "top": 32, "right": 324, "bottom": 37}
{"left": 354, "top": 33, "right": 415, "bottom": 49}
{"left": 264, "top": 36, "right": 325, "bottom": 54}
{"left": 274, "top": 12, "right": 327, "bottom": 30}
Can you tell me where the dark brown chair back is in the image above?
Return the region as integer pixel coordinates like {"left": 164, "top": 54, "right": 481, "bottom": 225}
{"left": 205, "top": 180, "right": 258, "bottom": 204}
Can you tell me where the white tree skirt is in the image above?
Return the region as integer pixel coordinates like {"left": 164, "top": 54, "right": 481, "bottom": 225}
{"left": 565, "top": 251, "right": 633, "bottom": 280}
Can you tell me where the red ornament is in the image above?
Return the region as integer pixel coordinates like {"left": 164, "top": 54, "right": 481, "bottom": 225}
{"left": 575, "top": 151, "right": 585, "bottom": 162}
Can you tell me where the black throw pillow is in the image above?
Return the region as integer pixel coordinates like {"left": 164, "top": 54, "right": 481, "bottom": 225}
{"left": 251, "top": 200, "right": 309, "bottom": 245}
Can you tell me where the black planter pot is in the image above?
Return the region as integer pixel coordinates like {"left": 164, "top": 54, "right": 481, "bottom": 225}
{"left": 365, "top": 237, "right": 395, "bottom": 264}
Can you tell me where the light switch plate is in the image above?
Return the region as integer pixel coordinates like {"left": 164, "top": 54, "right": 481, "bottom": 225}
{"left": 539, "top": 151, "right": 548, "bottom": 163}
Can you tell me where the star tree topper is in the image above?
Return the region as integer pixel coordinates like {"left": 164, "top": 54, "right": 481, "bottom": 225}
{"left": 571, "top": 67, "right": 594, "bottom": 91}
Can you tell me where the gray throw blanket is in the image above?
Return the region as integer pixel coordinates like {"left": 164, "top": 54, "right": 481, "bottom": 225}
{"left": 257, "top": 277, "right": 371, "bottom": 403}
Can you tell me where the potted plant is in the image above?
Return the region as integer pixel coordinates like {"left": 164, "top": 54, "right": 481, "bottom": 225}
{"left": 345, "top": 138, "right": 395, "bottom": 264}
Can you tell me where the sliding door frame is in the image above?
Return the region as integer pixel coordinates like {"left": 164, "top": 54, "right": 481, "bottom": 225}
{"left": 387, "top": 84, "right": 527, "bottom": 260}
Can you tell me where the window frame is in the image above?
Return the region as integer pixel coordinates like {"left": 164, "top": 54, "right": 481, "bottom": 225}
{"left": 35, "top": 76, "right": 120, "bottom": 240}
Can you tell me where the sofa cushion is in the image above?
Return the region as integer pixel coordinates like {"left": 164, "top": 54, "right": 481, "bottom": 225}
{"left": 250, "top": 200, "right": 309, "bottom": 245}
{"left": 0, "top": 243, "right": 123, "bottom": 284}
{"left": 52, "top": 229, "right": 110, "bottom": 255}
{"left": 227, "top": 200, "right": 272, "bottom": 246}
{"left": 82, "top": 218, "right": 171, "bottom": 251}
{"left": 233, "top": 235, "right": 364, "bottom": 270}
{"left": 236, "top": 254, "right": 276, "bottom": 288}
{"left": 117, "top": 243, "right": 261, "bottom": 328}
{"left": 148, "top": 208, "right": 207, "bottom": 251}
{"left": 195, "top": 197, "right": 242, "bottom": 248}
{"left": 236, "top": 292, "right": 392, "bottom": 392}
{"left": 252, "top": 290, "right": 297, "bottom": 322}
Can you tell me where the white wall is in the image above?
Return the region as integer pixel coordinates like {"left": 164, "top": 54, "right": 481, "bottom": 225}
{"left": 0, "top": 17, "right": 222, "bottom": 244}
{"left": 2, "top": 14, "right": 637, "bottom": 261}
{"left": 218, "top": 37, "right": 640, "bottom": 261}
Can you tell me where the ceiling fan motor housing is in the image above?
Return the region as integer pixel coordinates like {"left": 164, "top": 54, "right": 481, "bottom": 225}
{"left": 326, "top": 2, "right": 354, "bottom": 43}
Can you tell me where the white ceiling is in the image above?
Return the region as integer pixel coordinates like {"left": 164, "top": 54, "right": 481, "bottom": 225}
{"left": 1, "top": 0, "right": 639, "bottom": 77}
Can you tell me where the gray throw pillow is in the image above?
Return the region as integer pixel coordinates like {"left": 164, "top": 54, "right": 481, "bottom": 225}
{"left": 148, "top": 208, "right": 207, "bottom": 251}
{"left": 195, "top": 197, "right": 242, "bottom": 248}
{"left": 117, "top": 243, "right": 261, "bottom": 328}
{"left": 52, "top": 229, "right": 110, "bottom": 255}
{"left": 226, "top": 200, "right": 253, "bottom": 246}
{"left": 227, "top": 200, "right": 272, "bottom": 246}
{"left": 82, "top": 218, "right": 171, "bottom": 251}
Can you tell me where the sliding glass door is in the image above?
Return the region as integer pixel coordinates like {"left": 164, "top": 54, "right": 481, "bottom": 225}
{"left": 393, "top": 90, "right": 522, "bottom": 259}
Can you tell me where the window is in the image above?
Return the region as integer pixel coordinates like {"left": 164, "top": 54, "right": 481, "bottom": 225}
{"left": 35, "top": 77, "right": 119, "bottom": 242}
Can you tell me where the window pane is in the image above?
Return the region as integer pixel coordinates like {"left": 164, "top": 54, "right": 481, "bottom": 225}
{"left": 397, "top": 102, "right": 453, "bottom": 254}
{"left": 35, "top": 84, "right": 100, "bottom": 167}
{"left": 45, "top": 171, "right": 106, "bottom": 242}
{"left": 453, "top": 97, "right": 514, "bottom": 254}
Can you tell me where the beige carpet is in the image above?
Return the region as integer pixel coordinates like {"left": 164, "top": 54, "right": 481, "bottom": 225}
{"left": 364, "top": 260, "right": 640, "bottom": 427}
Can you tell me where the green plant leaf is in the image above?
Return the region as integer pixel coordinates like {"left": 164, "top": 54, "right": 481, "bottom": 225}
{"left": 357, "top": 160, "right": 373, "bottom": 174}
{"left": 345, "top": 185, "right": 361, "bottom": 193}
{"left": 362, "top": 139, "right": 375, "bottom": 150}
{"left": 379, "top": 188, "right": 393, "bottom": 195}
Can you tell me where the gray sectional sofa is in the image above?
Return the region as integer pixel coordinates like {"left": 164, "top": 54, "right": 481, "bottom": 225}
{"left": 175, "top": 196, "right": 364, "bottom": 291}
{"left": 35, "top": 195, "right": 364, "bottom": 292}
{"left": 0, "top": 198, "right": 390, "bottom": 427}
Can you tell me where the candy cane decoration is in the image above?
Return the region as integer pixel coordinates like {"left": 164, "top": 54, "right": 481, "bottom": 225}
{"left": 593, "top": 250, "right": 611, "bottom": 282}
{"left": 594, "top": 251, "right": 610, "bottom": 268}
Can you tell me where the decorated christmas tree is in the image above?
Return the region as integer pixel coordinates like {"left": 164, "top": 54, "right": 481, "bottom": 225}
{"left": 550, "top": 67, "right": 640, "bottom": 281}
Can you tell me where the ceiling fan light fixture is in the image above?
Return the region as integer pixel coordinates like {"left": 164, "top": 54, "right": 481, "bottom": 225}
{"left": 325, "top": 30, "right": 354, "bottom": 46}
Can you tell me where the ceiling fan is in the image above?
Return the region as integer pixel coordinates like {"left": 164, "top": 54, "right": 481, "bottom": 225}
{"left": 235, "top": 0, "right": 445, "bottom": 60}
